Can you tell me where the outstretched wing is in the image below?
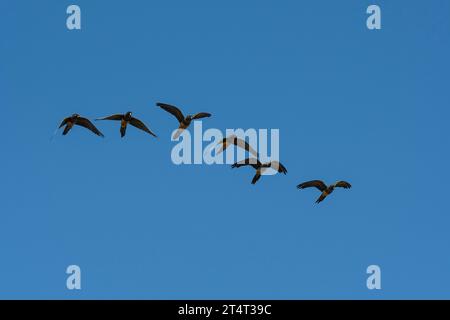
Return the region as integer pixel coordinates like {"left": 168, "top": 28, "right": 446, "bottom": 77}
{"left": 59, "top": 117, "right": 69, "bottom": 128}
{"left": 216, "top": 137, "right": 229, "bottom": 155}
{"left": 297, "top": 180, "right": 327, "bottom": 191}
{"left": 75, "top": 117, "right": 104, "bottom": 137}
{"left": 232, "top": 136, "right": 258, "bottom": 158}
{"left": 96, "top": 114, "right": 123, "bottom": 121}
{"left": 334, "top": 181, "right": 352, "bottom": 189}
{"left": 231, "top": 158, "right": 261, "bottom": 169}
{"left": 277, "top": 162, "right": 288, "bottom": 174}
{"left": 262, "top": 161, "right": 287, "bottom": 174}
{"left": 157, "top": 102, "right": 184, "bottom": 123}
{"left": 129, "top": 117, "right": 157, "bottom": 137}
{"left": 217, "top": 136, "right": 259, "bottom": 158}
{"left": 238, "top": 139, "right": 258, "bottom": 158}
{"left": 192, "top": 112, "right": 211, "bottom": 120}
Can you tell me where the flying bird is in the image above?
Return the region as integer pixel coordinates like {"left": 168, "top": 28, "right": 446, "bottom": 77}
{"left": 157, "top": 102, "right": 211, "bottom": 139}
{"left": 96, "top": 112, "right": 157, "bottom": 138}
{"left": 231, "top": 158, "right": 287, "bottom": 185}
{"left": 58, "top": 114, "right": 104, "bottom": 137}
{"left": 217, "top": 135, "right": 259, "bottom": 158}
{"left": 296, "top": 180, "right": 352, "bottom": 204}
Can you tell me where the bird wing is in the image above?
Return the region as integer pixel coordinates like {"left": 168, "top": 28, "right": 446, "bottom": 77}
{"left": 216, "top": 138, "right": 228, "bottom": 155}
{"left": 96, "top": 114, "right": 123, "bottom": 121}
{"left": 297, "top": 180, "right": 327, "bottom": 191}
{"left": 75, "top": 117, "right": 104, "bottom": 137}
{"left": 263, "top": 161, "right": 287, "bottom": 174}
{"left": 62, "top": 123, "right": 73, "bottom": 135}
{"left": 59, "top": 117, "right": 69, "bottom": 128}
{"left": 129, "top": 117, "right": 157, "bottom": 137}
{"left": 334, "top": 181, "right": 352, "bottom": 189}
{"left": 233, "top": 137, "right": 258, "bottom": 158}
{"left": 277, "top": 162, "right": 288, "bottom": 174}
{"left": 192, "top": 112, "right": 211, "bottom": 120}
{"left": 231, "top": 158, "right": 261, "bottom": 169}
{"left": 157, "top": 103, "right": 184, "bottom": 123}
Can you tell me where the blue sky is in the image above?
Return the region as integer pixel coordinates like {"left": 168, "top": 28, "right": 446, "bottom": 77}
{"left": 1, "top": 0, "right": 449, "bottom": 299}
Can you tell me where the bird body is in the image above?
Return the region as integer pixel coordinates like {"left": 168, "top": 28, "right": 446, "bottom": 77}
{"left": 180, "top": 119, "right": 190, "bottom": 129}
{"left": 96, "top": 112, "right": 157, "bottom": 138}
{"left": 120, "top": 119, "right": 127, "bottom": 137}
{"left": 297, "top": 180, "right": 351, "bottom": 203}
{"left": 58, "top": 114, "right": 104, "bottom": 137}
{"left": 62, "top": 121, "right": 74, "bottom": 135}
{"left": 157, "top": 102, "right": 211, "bottom": 139}
{"left": 316, "top": 188, "right": 332, "bottom": 204}
{"left": 232, "top": 158, "right": 287, "bottom": 185}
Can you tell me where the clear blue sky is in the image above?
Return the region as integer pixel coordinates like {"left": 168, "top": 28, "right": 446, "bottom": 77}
{"left": 1, "top": 0, "right": 449, "bottom": 299}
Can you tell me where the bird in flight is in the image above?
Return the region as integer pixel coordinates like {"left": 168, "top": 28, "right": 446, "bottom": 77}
{"left": 217, "top": 135, "right": 259, "bottom": 158}
{"left": 58, "top": 114, "right": 104, "bottom": 137}
{"left": 157, "top": 102, "right": 211, "bottom": 139}
{"left": 96, "top": 112, "right": 157, "bottom": 138}
{"left": 231, "top": 158, "right": 287, "bottom": 185}
{"left": 296, "top": 180, "right": 352, "bottom": 204}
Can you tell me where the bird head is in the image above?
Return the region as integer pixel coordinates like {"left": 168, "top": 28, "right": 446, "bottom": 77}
{"left": 72, "top": 113, "right": 80, "bottom": 118}
{"left": 186, "top": 115, "right": 193, "bottom": 121}
{"left": 125, "top": 112, "right": 133, "bottom": 120}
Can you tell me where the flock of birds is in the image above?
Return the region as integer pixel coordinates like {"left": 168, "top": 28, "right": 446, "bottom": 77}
{"left": 56, "top": 102, "right": 351, "bottom": 204}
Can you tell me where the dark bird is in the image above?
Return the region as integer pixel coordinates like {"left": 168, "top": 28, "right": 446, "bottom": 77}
{"left": 217, "top": 135, "right": 259, "bottom": 158}
{"left": 296, "top": 180, "right": 352, "bottom": 204}
{"left": 96, "top": 112, "right": 157, "bottom": 138}
{"left": 58, "top": 114, "right": 104, "bottom": 137}
{"left": 157, "top": 102, "right": 211, "bottom": 139}
{"left": 231, "top": 158, "right": 287, "bottom": 185}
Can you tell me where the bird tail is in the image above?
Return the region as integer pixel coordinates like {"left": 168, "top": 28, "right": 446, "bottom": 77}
{"left": 251, "top": 173, "right": 261, "bottom": 185}
{"left": 120, "top": 124, "right": 127, "bottom": 138}
{"left": 173, "top": 128, "right": 184, "bottom": 140}
{"left": 315, "top": 193, "right": 327, "bottom": 204}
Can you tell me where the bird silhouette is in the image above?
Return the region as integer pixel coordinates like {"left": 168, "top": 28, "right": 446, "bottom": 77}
{"left": 297, "top": 180, "right": 351, "bottom": 203}
{"left": 157, "top": 102, "right": 211, "bottom": 139}
{"left": 58, "top": 114, "right": 104, "bottom": 137}
{"left": 231, "top": 158, "right": 287, "bottom": 185}
{"left": 96, "top": 112, "right": 157, "bottom": 138}
{"left": 217, "top": 135, "right": 259, "bottom": 158}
